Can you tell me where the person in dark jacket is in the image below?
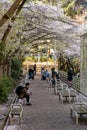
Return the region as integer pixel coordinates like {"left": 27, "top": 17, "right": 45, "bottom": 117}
{"left": 67, "top": 68, "right": 74, "bottom": 87}
{"left": 41, "top": 67, "right": 46, "bottom": 80}
{"left": 51, "top": 67, "right": 58, "bottom": 87}
{"left": 15, "top": 83, "right": 32, "bottom": 105}
{"left": 28, "top": 67, "right": 34, "bottom": 80}
{"left": 33, "top": 64, "right": 36, "bottom": 75}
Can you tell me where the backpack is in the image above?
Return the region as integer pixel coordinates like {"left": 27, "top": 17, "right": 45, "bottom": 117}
{"left": 15, "top": 86, "right": 24, "bottom": 95}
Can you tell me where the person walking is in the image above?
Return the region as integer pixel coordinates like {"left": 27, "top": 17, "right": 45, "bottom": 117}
{"left": 28, "top": 67, "right": 34, "bottom": 80}
{"left": 51, "top": 67, "right": 57, "bottom": 87}
{"left": 67, "top": 68, "right": 74, "bottom": 87}
{"left": 41, "top": 67, "right": 46, "bottom": 80}
{"left": 33, "top": 64, "right": 36, "bottom": 75}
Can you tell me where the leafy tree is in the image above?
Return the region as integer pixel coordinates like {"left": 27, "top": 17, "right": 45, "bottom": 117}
{"left": 62, "top": 0, "right": 77, "bottom": 18}
{"left": 11, "top": 59, "right": 22, "bottom": 80}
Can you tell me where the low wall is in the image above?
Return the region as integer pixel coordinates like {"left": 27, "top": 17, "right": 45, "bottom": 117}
{"left": 22, "top": 61, "right": 58, "bottom": 74}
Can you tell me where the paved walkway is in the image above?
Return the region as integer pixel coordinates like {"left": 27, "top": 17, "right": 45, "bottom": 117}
{"left": 8, "top": 75, "right": 87, "bottom": 130}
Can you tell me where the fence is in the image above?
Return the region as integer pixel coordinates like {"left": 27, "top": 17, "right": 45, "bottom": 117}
{"left": 59, "top": 71, "right": 80, "bottom": 91}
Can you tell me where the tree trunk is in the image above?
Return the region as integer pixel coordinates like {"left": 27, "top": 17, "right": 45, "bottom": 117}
{"left": 0, "top": 0, "right": 25, "bottom": 27}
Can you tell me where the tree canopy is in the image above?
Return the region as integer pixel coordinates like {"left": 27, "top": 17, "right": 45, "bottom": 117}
{"left": 0, "top": 0, "right": 87, "bottom": 60}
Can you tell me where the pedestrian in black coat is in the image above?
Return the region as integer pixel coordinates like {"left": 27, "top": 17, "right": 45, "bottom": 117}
{"left": 67, "top": 68, "right": 74, "bottom": 87}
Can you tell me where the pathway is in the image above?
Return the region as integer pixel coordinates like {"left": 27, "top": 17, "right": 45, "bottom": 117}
{"left": 19, "top": 75, "right": 87, "bottom": 130}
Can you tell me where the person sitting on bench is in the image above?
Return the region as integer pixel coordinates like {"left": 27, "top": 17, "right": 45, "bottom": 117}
{"left": 15, "top": 83, "right": 32, "bottom": 105}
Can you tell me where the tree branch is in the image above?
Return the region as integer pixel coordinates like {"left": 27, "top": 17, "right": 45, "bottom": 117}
{"left": 0, "top": 0, "right": 26, "bottom": 27}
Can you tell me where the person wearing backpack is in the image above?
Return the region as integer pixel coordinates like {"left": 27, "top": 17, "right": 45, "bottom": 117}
{"left": 15, "top": 83, "right": 32, "bottom": 105}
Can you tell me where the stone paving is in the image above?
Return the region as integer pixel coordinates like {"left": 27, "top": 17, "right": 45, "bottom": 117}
{"left": 14, "top": 76, "right": 87, "bottom": 130}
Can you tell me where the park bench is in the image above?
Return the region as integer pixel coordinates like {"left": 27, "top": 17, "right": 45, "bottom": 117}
{"left": 54, "top": 82, "right": 68, "bottom": 95}
{"left": 59, "top": 88, "right": 78, "bottom": 103}
{"left": 9, "top": 104, "right": 23, "bottom": 125}
{"left": 70, "top": 101, "right": 87, "bottom": 125}
{"left": 54, "top": 79, "right": 61, "bottom": 94}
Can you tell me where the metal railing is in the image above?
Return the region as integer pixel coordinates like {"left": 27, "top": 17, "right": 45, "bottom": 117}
{"left": 59, "top": 71, "right": 80, "bottom": 91}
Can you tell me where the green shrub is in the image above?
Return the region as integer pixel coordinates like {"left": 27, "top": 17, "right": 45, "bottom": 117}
{"left": 48, "top": 58, "right": 54, "bottom": 62}
{"left": 0, "top": 76, "right": 16, "bottom": 102}
{"left": 62, "top": 0, "right": 77, "bottom": 18}
{"left": 40, "top": 56, "right": 47, "bottom": 62}
{"left": 26, "top": 56, "right": 38, "bottom": 62}
{"left": 11, "top": 59, "right": 22, "bottom": 80}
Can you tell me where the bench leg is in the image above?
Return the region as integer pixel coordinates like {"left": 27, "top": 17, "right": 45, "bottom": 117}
{"left": 76, "top": 113, "right": 78, "bottom": 125}
{"left": 71, "top": 109, "right": 79, "bottom": 125}
{"left": 70, "top": 108, "right": 73, "bottom": 117}
{"left": 19, "top": 116, "right": 21, "bottom": 125}
{"left": 8, "top": 117, "right": 11, "bottom": 125}
{"left": 54, "top": 87, "right": 57, "bottom": 95}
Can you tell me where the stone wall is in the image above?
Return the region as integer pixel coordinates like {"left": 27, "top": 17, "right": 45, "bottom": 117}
{"left": 22, "top": 61, "right": 58, "bottom": 75}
